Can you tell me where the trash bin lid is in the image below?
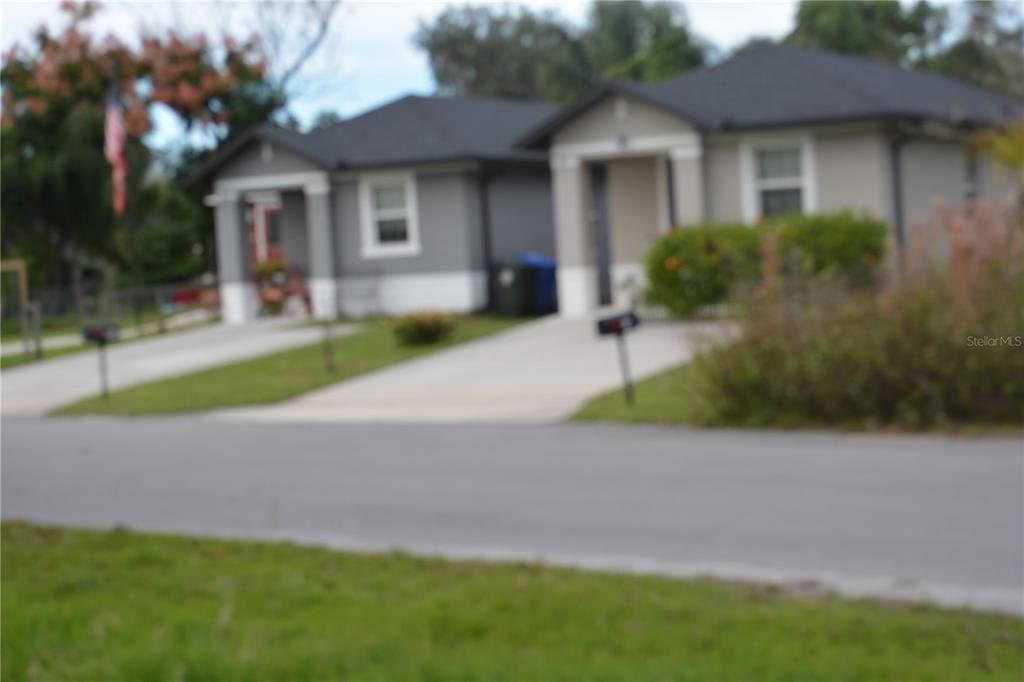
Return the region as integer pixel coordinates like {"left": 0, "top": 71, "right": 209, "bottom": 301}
{"left": 518, "top": 252, "right": 555, "bottom": 268}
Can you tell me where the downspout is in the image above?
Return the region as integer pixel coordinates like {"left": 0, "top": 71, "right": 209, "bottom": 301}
{"left": 888, "top": 135, "right": 907, "bottom": 275}
{"left": 478, "top": 166, "right": 497, "bottom": 311}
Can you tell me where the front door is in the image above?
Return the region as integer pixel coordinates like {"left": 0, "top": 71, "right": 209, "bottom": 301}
{"left": 589, "top": 163, "right": 613, "bottom": 306}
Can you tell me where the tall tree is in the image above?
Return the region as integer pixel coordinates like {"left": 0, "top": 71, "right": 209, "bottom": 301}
{"left": 413, "top": 5, "right": 586, "bottom": 102}
{"left": 584, "top": 1, "right": 707, "bottom": 81}
{"left": 414, "top": 1, "right": 709, "bottom": 103}
{"left": 786, "top": 0, "right": 944, "bottom": 63}
{"left": 1, "top": 1, "right": 268, "bottom": 289}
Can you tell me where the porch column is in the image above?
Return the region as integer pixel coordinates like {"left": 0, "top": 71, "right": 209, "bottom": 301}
{"left": 670, "top": 141, "right": 705, "bottom": 225}
{"left": 212, "top": 190, "right": 258, "bottom": 324}
{"left": 551, "top": 156, "right": 597, "bottom": 316}
{"left": 304, "top": 178, "right": 338, "bottom": 320}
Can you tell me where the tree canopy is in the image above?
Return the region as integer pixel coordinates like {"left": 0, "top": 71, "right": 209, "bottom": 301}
{"left": 413, "top": 1, "right": 709, "bottom": 103}
{"left": 1, "top": 1, "right": 271, "bottom": 288}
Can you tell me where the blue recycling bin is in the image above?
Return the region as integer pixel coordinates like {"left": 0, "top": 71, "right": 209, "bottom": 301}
{"left": 518, "top": 252, "right": 557, "bottom": 315}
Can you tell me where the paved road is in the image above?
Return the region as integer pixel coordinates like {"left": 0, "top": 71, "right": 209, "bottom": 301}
{"left": 1, "top": 319, "right": 339, "bottom": 415}
{"left": 3, "top": 417, "right": 1021, "bottom": 613}
{"left": 216, "top": 317, "right": 729, "bottom": 423}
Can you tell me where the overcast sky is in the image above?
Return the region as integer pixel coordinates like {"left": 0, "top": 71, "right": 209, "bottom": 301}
{"left": 1, "top": 0, "right": 802, "bottom": 148}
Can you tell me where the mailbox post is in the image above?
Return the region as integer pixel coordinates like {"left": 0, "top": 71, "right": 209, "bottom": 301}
{"left": 82, "top": 323, "right": 120, "bottom": 400}
{"left": 596, "top": 311, "right": 640, "bottom": 406}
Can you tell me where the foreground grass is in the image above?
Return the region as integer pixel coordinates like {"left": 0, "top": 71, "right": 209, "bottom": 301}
{"left": 54, "top": 316, "right": 519, "bottom": 416}
{"left": 574, "top": 362, "right": 703, "bottom": 425}
{"left": 2, "top": 522, "right": 1021, "bottom": 681}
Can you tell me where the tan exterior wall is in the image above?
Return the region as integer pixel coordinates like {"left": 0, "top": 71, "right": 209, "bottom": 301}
{"left": 815, "top": 127, "right": 891, "bottom": 222}
{"left": 901, "top": 139, "right": 966, "bottom": 225}
{"left": 552, "top": 95, "right": 692, "bottom": 147}
{"left": 606, "top": 157, "right": 661, "bottom": 264}
{"left": 551, "top": 163, "right": 592, "bottom": 267}
{"left": 705, "top": 139, "right": 743, "bottom": 223}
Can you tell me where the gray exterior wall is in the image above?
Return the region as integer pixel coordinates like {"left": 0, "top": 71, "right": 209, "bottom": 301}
{"left": 279, "top": 191, "right": 310, "bottom": 275}
{"left": 486, "top": 170, "right": 556, "bottom": 261}
{"left": 333, "top": 171, "right": 484, "bottom": 278}
{"left": 217, "top": 140, "right": 322, "bottom": 179}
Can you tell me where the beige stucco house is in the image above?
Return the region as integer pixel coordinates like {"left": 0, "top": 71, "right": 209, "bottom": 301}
{"left": 518, "top": 44, "right": 1022, "bottom": 314}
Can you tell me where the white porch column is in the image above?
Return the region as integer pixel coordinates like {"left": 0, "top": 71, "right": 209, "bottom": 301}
{"left": 670, "top": 141, "right": 705, "bottom": 225}
{"left": 211, "top": 190, "right": 258, "bottom": 324}
{"left": 304, "top": 179, "right": 338, "bottom": 320}
{"left": 551, "top": 156, "right": 598, "bottom": 316}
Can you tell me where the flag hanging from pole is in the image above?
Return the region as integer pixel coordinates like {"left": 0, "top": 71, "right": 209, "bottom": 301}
{"left": 104, "top": 83, "right": 127, "bottom": 217}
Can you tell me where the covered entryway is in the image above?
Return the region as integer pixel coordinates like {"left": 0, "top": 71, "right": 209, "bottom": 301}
{"left": 527, "top": 90, "right": 706, "bottom": 315}
{"left": 201, "top": 132, "right": 339, "bottom": 324}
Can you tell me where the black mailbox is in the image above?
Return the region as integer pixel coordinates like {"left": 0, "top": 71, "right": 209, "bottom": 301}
{"left": 82, "top": 322, "right": 120, "bottom": 344}
{"left": 596, "top": 311, "right": 640, "bottom": 336}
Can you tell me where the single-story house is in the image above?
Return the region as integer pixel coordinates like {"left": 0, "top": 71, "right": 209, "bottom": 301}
{"left": 199, "top": 96, "right": 557, "bottom": 322}
{"left": 199, "top": 44, "right": 1022, "bottom": 321}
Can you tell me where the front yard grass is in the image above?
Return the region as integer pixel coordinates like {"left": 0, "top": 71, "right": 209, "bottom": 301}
{"left": 3, "top": 522, "right": 1022, "bottom": 681}
{"left": 0, "top": 343, "right": 89, "bottom": 370}
{"left": 53, "top": 316, "right": 519, "bottom": 416}
{"left": 574, "top": 362, "right": 703, "bottom": 425}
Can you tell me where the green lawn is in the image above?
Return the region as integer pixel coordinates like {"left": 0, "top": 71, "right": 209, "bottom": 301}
{"left": 0, "top": 343, "right": 89, "bottom": 370}
{"left": 574, "top": 362, "right": 704, "bottom": 425}
{"left": 2, "top": 522, "right": 1021, "bottom": 681}
{"left": 54, "top": 316, "right": 519, "bottom": 416}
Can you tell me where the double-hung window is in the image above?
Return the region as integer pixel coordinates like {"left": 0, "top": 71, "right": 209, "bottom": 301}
{"left": 359, "top": 173, "right": 420, "bottom": 258}
{"left": 754, "top": 146, "right": 804, "bottom": 218}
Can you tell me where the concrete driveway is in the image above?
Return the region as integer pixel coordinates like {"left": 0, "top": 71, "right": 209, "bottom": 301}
{"left": 1, "top": 319, "right": 333, "bottom": 416}
{"left": 4, "top": 417, "right": 1021, "bottom": 613}
{"left": 216, "top": 315, "right": 727, "bottom": 423}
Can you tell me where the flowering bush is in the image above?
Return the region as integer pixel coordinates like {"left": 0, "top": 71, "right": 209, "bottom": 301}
{"left": 645, "top": 212, "right": 887, "bottom": 316}
{"left": 393, "top": 311, "right": 456, "bottom": 346}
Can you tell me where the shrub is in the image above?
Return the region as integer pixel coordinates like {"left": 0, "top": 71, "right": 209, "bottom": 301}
{"left": 690, "top": 201, "right": 1024, "bottom": 429}
{"left": 773, "top": 212, "right": 887, "bottom": 284}
{"left": 645, "top": 224, "right": 761, "bottom": 316}
{"left": 393, "top": 311, "right": 456, "bottom": 346}
{"left": 646, "top": 212, "right": 888, "bottom": 316}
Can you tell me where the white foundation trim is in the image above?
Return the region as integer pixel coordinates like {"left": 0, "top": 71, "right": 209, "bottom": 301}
{"left": 557, "top": 266, "right": 599, "bottom": 317}
{"left": 220, "top": 281, "right": 259, "bottom": 325}
{"left": 336, "top": 270, "right": 486, "bottom": 318}
{"left": 309, "top": 277, "right": 339, "bottom": 320}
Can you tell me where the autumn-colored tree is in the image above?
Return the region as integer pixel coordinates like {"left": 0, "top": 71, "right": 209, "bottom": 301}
{"left": 1, "top": 1, "right": 270, "bottom": 292}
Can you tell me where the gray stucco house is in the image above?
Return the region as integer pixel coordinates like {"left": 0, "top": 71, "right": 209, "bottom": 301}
{"left": 200, "top": 95, "right": 556, "bottom": 322}
{"left": 201, "top": 44, "right": 1021, "bottom": 321}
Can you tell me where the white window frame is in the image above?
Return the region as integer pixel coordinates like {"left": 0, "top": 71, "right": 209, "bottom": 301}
{"left": 358, "top": 171, "right": 421, "bottom": 259}
{"left": 740, "top": 134, "right": 817, "bottom": 223}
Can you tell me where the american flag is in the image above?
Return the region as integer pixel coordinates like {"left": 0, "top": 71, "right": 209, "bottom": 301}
{"left": 104, "top": 85, "right": 126, "bottom": 217}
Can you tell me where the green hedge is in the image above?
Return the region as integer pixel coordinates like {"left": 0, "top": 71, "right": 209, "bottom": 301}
{"left": 645, "top": 224, "right": 761, "bottom": 316}
{"left": 646, "top": 212, "right": 888, "bottom": 316}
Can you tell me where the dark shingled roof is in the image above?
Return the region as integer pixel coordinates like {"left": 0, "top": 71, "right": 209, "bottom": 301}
{"left": 520, "top": 44, "right": 1024, "bottom": 146}
{"left": 195, "top": 94, "right": 556, "bottom": 180}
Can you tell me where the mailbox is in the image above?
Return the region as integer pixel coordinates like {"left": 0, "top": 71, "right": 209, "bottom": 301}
{"left": 82, "top": 322, "right": 120, "bottom": 344}
{"left": 596, "top": 311, "right": 639, "bottom": 336}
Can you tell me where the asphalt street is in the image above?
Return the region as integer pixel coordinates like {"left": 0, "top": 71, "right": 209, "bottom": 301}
{"left": 2, "top": 416, "right": 1022, "bottom": 613}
